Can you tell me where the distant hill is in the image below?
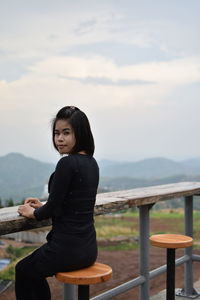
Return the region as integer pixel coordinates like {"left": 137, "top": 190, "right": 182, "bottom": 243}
{"left": 181, "top": 157, "right": 200, "bottom": 174}
{"left": 99, "top": 157, "right": 200, "bottom": 178}
{"left": 99, "top": 174, "right": 200, "bottom": 192}
{"left": 0, "top": 153, "right": 55, "bottom": 203}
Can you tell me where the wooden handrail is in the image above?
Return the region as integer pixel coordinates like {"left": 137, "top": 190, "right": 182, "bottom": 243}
{"left": 1, "top": 182, "right": 200, "bottom": 235}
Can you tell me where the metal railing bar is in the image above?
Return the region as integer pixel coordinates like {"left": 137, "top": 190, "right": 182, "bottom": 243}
{"left": 192, "top": 254, "right": 200, "bottom": 262}
{"left": 90, "top": 276, "right": 145, "bottom": 300}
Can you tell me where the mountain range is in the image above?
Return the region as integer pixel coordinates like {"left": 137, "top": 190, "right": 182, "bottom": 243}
{"left": 1, "top": 153, "right": 200, "bottom": 203}
{"left": 98, "top": 157, "right": 200, "bottom": 178}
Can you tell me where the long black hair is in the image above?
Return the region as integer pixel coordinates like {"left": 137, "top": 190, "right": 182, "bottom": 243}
{"left": 52, "top": 106, "right": 95, "bottom": 156}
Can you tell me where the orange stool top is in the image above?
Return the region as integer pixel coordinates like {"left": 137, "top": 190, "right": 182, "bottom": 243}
{"left": 150, "top": 234, "right": 193, "bottom": 249}
{"left": 55, "top": 262, "right": 112, "bottom": 285}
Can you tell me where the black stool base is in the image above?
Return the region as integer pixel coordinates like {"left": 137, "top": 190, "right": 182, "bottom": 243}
{"left": 167, "top": 248, "right": 175, "bottom": 300}
{"left": 78, "top": 285, "right": 89, "bottom": 300}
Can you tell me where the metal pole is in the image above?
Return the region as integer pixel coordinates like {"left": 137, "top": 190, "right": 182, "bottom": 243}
{"left": 176, "top": 196, "right": 199, "bottom": 298}
{"left": 63, "top": 283, "right": 76, "bottom": 300}
{"left": 184, "top": 196, "right": 194, "bottom": 296}
{"left": 139, "top": 204, "right": 151, "bottom": 300}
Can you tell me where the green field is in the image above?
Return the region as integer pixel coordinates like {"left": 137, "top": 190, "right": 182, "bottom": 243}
{"left": 95, "top": 209, "right": 200, "bottom": 250}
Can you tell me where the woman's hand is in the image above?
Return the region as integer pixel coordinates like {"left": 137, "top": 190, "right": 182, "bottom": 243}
{"left": 24, "top": 197, "right": 43, "bottom": 208}
{"left": 18, "top": 204, "right": 35, "bottom": 219}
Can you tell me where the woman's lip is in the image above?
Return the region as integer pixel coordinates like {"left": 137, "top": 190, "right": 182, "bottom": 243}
{"left": 57, "top": 145, "right": 66, "bottom": 148}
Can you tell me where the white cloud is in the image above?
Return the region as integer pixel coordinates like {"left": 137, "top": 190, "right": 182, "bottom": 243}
{"left": 1, "top": 54, "right": 200, "bottom": 122}
{"left": 27, "top": 55, "right": 200, "bottom": 84}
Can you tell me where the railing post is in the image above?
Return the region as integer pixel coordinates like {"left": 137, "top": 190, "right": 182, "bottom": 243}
{"left": 176, "top": 196, "right": 199, "bottom": 298}
{"left": 139, "top": 204, "right": 151, "bottom": 300}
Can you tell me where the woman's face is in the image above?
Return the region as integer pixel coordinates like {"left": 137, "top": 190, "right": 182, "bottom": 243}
{"left": 54, "top": 119, "right": 76, "bottom": 154}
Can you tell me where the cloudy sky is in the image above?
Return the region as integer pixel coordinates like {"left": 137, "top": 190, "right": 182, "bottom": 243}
{"left": 0, "top": 0, "right": 200, "bottom": 163}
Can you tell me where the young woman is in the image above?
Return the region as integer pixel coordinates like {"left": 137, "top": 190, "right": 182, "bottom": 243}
{"left": 16, "top": 106, "right": 99, "bottom": 300}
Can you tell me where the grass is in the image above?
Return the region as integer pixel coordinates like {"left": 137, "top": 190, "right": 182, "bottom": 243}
{"left": 124, "top": 208, "right": 184, "bottom": 218}
{"left": 95, "top": 213, "right": 138, "bottom": 238}
{"left": 150, "top": 210, "right": 184, "bottom": 219}
{"left": 96, "top": 224, "right": 138, "bottom": 238}
{"left": 99, "top": 242, "right": 138, "bottom": 251}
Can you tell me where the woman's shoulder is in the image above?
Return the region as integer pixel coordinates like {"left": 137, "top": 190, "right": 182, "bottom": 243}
{"left": 56, "top": 154, "right": 98, "bottom": 169}
{"left": 74, "top": 154, "right": 98, "bottom": 165}
{"left": 55, "top": 155, "right": 74, "bottom": 169}
{"left": 56, "top": 154, "right": 86, "bottom": 167}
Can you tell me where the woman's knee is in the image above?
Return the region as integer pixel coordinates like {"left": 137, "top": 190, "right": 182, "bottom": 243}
{"left": 15, "top": 256, "right": 34, "bottom": 279}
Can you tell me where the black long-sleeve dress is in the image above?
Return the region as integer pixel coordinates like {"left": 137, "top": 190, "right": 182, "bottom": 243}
{"left": 15, "top": 153, "right": 99, "bottom": 299}
{"left": 35, "top": 153, "right": 99, "bottom": 271}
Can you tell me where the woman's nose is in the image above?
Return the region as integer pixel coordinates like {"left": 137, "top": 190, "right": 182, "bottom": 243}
{"left": 58, "top": 134, "right": 64, "bottom": 141}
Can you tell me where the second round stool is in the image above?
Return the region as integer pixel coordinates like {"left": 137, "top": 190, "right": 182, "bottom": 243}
{"left": 149, "top": 233, "right": 193, "bottom": 300}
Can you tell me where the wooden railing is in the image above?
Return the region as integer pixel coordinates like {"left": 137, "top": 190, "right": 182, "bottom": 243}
{"left": 1, "top": 182, "right": 200, "bottom": 299}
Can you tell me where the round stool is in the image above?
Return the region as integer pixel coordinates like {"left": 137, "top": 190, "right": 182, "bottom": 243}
{"left": 150, "top": 234, "right": 193, "bottom": 300}
{"left": 56, "top": 262, "right": 112, "bottom": 300}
